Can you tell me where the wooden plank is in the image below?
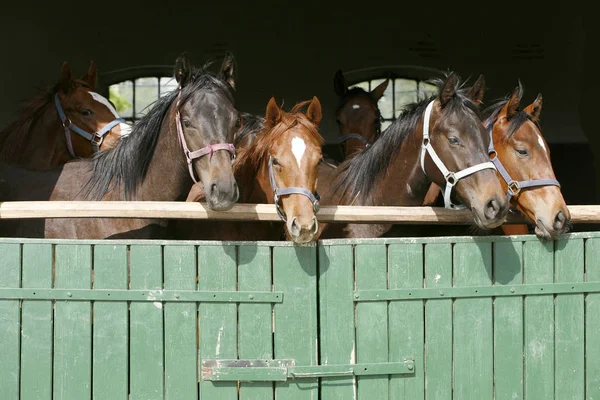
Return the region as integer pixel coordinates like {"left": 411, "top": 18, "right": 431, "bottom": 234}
{"left": 129, "top": 245, "right": 164, "bottom": 400}
{"left": 554, "top": 238, "right": 585, "bottom": 399}
{"left": 92, "top": 245, "right": 129, "bottom": 400}
{"left": 585, "top": 238, "right": 600, "bottom": 399}
{"left": 238, "top": 244, "right": 274, "bottom": 400}
{"left": 523, "top": 240, "right": 554, "bottom": 399}
{"left": 53, "top": 244, "right": 92, "bottom": 400}
{"left": 198, "top": 245, "right": 237, "bottom": 399}
{"left": 453, "top": 242, "right": 493, "bottom": 400}
{"left": 273, "top": 245, "right": 318, "bottom": 400}
{"left": 164, "top": 245, "right": 198, "bottom": 400}
{"left": 355, "top": 244, "right": 388, "bottom": 400}
{"left": 0, "top": 243, "right": 21, "bottom": 399}
{"left": 493, "top": 241, "right": 524, "bottom": 399}
{"left": 424, "top": 243, "right": 452, "bottom": 400}
{"left": 20, "top": 244, "right": 53, "bottom": 400}
{"left": 318, "top": 244, "right": 355, "bottom": 400}
{"left": 388, "top": 243, "right": 424, "bottom": 400}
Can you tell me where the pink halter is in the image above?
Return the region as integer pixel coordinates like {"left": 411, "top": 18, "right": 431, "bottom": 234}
{"left": 175, "top": 90, "right": 236, "bottom": 183}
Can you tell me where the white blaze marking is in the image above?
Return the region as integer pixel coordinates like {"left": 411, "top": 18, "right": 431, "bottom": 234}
{"left": 291, "top": 137, "right": 306, "bottom": 168}
{"left": 352, "top": 104, "right": 360, "bottom": 109}
{"left": 90, "top": 91, "right": 132, "bottom": 137}
{"left": 537, "top": 134, "right": 547, "bottom": 154}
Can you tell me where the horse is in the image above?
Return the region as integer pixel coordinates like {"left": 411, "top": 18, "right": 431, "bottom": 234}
{"left": 316, "top": 73, "right": 509, "bottom": 239}
{"left": 0, "top": 53, "right": 240, "bottom": 239}
{"left": 175, "top": 96, "right": 324, "bottom": 243}
{"left": 333, "top": 69, "right": 389, "bottom": 159}
{"left": 419, "top": 82, "right": 571, "bottom": 240}
{"left": 0, "top": 61, "right": 129, "bottom": 170}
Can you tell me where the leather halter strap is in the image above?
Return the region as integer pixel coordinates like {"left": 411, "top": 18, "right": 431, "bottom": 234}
{"left": 54, "top": 93, "right": 125, "bottom": 158}
{"left": 335, "top": 133, "right": 371, "bottom": 147}
{"left": 268, "top": 155, "right": 320, "bottom": 222}
{"left": 420, "top": 101, "right": 497, "bottom": 210}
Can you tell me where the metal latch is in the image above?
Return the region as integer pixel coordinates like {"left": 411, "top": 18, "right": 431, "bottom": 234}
{"left": 201, "top": 359, "right": 415, "bottom": 382}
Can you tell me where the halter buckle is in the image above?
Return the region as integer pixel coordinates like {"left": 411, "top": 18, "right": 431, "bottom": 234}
{"left": 92, "top": 133, "right": 104, "bottom": 145}
{"left": 508, "top": 181, "right": 521, "bottom": 196}
{"left": 489, "top": 150, "right": 497, "bottom": 160}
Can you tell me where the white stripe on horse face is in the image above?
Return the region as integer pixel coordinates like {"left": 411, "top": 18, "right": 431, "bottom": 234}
{"left": 90, "top": 91, "right": 121, "bottom": 119}
{"left": 291, "top": 137, "right": 306, "bottom": 168}
{"left": 537, "top": 133, "right": 547, "bottom": 154}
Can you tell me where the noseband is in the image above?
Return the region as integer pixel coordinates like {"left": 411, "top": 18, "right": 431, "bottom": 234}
{"left": 54, "top": 93, "right": 125, "bottom": 158}
{"left": 174, "top": 90, "right": 236, "bottom": 183}
{"left": 268, "top": 155, "right": 320, "bottom": 222}
{"left": 420, "top": 101, "right": 497, "bottom": 210}
{"left": 486, "top": 119, "right": 560, "bottom": 203}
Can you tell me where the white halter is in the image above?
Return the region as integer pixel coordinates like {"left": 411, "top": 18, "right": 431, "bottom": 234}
{"left": 420, "top": 101, "right": 497, "bottom": 210}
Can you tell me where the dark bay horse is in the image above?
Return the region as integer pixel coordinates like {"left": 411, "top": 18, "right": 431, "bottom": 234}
{"left": 420, "top": 82, "right": 571, "bottom": 240}
{"left": 0, "top": 53, "right": 240, "bottom": 239}
{"left": 317, "top": 73, "right": 509, "bottom": 239}
{"left": 0, "top": 61, "right": 129, "bottom": 170}
{"left": 333, "top": 69, "right": 388, "bottom": 159}
{"left": 176, "top": 96, "right": 324, "bottom": 243}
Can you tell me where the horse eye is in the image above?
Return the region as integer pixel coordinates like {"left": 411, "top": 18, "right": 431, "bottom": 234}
{"left": 81, "top": 109, "right": 93, "bottom": 116}
{"left": 183, "top": 119, "right": 191, "bottom": 128}
{"left": 516, "top": 148, "right": 529, "bottom": 156}
{"left": 448, "top": 137, "right": 460, "bottom": 145}
{"left": 272, "top": 158, "right": 280, "bottom": 166}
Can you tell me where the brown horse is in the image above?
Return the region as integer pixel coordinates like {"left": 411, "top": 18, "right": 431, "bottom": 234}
{"left": 0, "top": 53, "right": 239, "bottom": 239}
{"left": 0, "top": 61, "right": 129, "bottom": 170}
{"left": 317, "top": 73, "right": 509, "bottom": 239}
{"left": 333, "top": 69, "right": 388, "bottom": 159}
{"left": 176, "top": 96, "right": 324, "bottom": 243}
{"left": 420, "top": 82, "right": 571, "bottom": 240}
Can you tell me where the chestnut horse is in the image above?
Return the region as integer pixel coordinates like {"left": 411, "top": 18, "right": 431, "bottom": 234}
{"left": 420, "top": 82, "right": 571, "bottom": 240}
{"left": 175, "top": 96, "right": 324, "bottom": 243}
{"left": 0, "top": 53, "right": 239, "bottom": 239}
{"left": 0, "top": 61, "right": 129, "bottom": 169}
{"left": 333, "top": 69, "right": 388, "bottom": 159}
{"left": 317, "top": 73, "right": 509, "bottom": 239}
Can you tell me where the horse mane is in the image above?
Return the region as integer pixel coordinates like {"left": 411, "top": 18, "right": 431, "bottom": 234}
{"left": 233, "top": 112, "right": 265, "bottom": 147}
{"left": 332, "top": 74, "right": 481, "bottom": 204}
{"left": 482, "top": 97, "right": 541, "bottom": 138}
{"left": 83, "top": 63, "right": 232, "bottom": 200}
{"left": 234, "top": 100, "right": 324, "bottom": 175}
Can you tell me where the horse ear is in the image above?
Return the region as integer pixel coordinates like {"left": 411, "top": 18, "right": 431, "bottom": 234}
{"left": 523, "top": 93, "right": 543, "bottom": 121}
{"left": 82, "top": 61, "right": 98, "bottom": 90}
{"left": 499, "top": 82, "right": 523, "bottom": 120}
{"left": 265, "top": 97, "right": 281, "bottom": 128}
{"left": 59, "top": 62, "right": 74, "bottom": 93}
{"left": 306, "top": 96, "right": 323, "bottom": 126}
{"left": 218, "top": 52, "right": 236, "bottom": 90}
{"left": 334, "top": 70, "right": 347, "bottom": 97}
{"left": 370, "top": 79, "right": 389, "bottom": 101}
{"left": 467, "top": 74, "right": 485, "bottom": 105}
{"left": 174, "top": 53, "right": 192, "bottom": 88}
{"left": 439, "top": 73, "right": 459, "bottom": 107}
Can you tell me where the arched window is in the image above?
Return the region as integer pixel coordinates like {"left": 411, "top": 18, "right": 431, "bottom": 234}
{"left": 101, "top": 66, "right": 178, "bottom": 124}
{"left": 344, "top": 66, "right": 444, "bottom": 130}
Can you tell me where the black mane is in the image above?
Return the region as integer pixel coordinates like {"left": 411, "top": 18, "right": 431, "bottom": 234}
{"left": 83, "top": 63, "right": 233, "bottom": 200}
{"left": 332, "top": 75, "right": 481, "bottom": 204}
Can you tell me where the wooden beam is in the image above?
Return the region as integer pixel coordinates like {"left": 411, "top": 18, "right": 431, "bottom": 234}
{"left": 0, "top": 202, "right": 598, "bottom": 224}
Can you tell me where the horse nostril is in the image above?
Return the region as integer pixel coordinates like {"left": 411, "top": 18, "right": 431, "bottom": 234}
{"left": 310, "top": 217, "right": 318, "bottom": 235}
{"left": 288, "top": 217, "right": 300, "bottom": 236}
{"left": 210, "top": 183, "right": 218, "bottom": 195}
{"left": 554, "top": 210, "right": 565, "bottom": 230}
{"left": 484, "top": 198, "right": 500, "bottom": 221}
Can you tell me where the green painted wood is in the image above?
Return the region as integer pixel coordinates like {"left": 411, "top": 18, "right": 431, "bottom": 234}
{"left": 388, "top": 243, "right": 424, "bottom": 400}
{"left": 92, "top": 245, "right": 129, "bottom": 400}
{"left": 273, "top": 245, "right": 318, "bottom": 400}
{"left": 424, "top": 243, "right": 452, "bottom": 400}
{"left": 129, "top": 245, "right": 164, "bottom": 400}
{"left": 318, "top": 244, "right": 355, "bottom": 400}
{"left": 238, "top": 245, "right": 274, "bottom": 399}
{"left": 355, "top": 244, "right": 388, "bottom": 400}
{"left": 554, "top": 238, "right": 585, "bottom": 399}
{"left": 20, "top": 244, "right": 53, "bottom": 400}
{"left": 453, "top": 242, "right": 493, "bottom": 400}
{"left": 0, "top": 243, "right": 21, "bottom": 399}
{"left": 586, "top": 238, "right": 600, "bottom": 399}
{"left": 523, "top": 240, "right": 554, "bottom": 399}
{"left": 164, "top": 245, "right": 198, "bottom": 400}
{"left": 198, "top": 245, "right": 238, "bottom": 399}
{"left": 493, "top": 241, "right": 524, "bottom": 399}
{"left": 53, "top": 244, "right": 92, "bottom": 400}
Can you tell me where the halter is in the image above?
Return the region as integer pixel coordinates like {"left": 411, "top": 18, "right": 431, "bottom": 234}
{"left": 486, "top": 119, "right": 561, "bottom": 203}
{"left": 54, "top": 93, "right": 125, "bottom": 158}
{"left": 268, "top": 155, "right": 320, "bottom": 222}
{"left": 335, "top": 133, "right": 371, "bottom": 147}
{"left": 174, "top": 90, "right": 236, "bottom": 183}
{"left": 420, "top": 101, "right": 497, "bottom": 210}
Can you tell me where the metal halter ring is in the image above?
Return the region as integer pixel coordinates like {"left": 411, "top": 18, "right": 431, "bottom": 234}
{"left": 508, "top": 181, "right": 521, "bottom": 196}
{"left": 62, "top": 118, "right": 72, "bottom": 129}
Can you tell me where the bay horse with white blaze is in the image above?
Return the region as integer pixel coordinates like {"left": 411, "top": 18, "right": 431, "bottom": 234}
{"left": 0, "top": 61, "right": 129, "bottom": 169}
{"left": 0, "top": 53, "right": 239, "bottom": 239}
